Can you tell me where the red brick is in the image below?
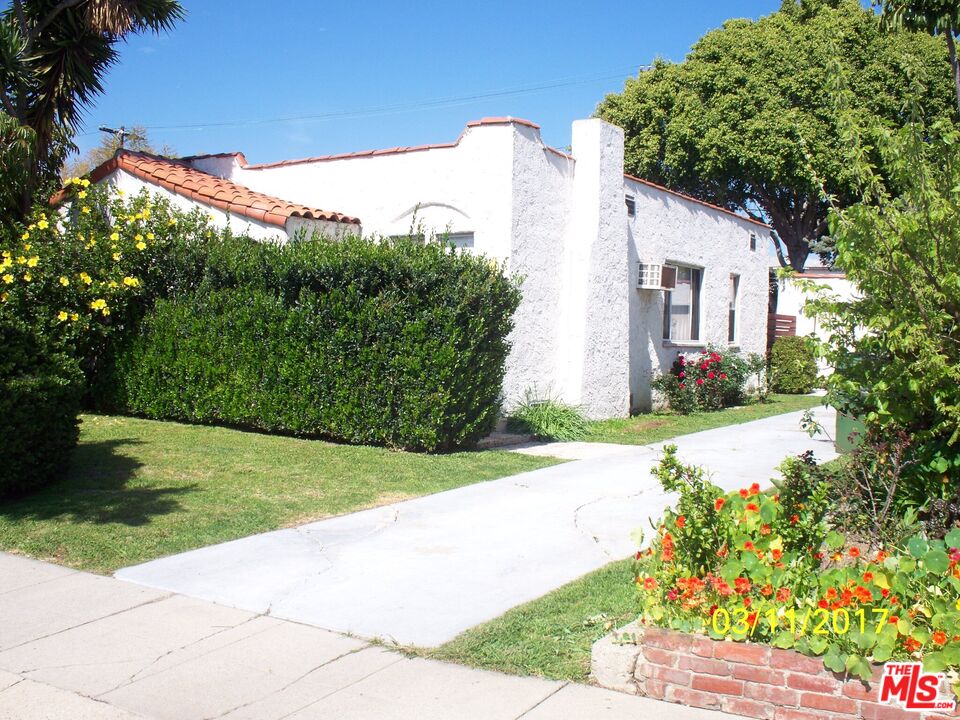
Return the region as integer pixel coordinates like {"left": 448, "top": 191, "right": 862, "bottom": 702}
{"left": 692, "top": 675, "right": 744, "bottom": 696}
{"left": 636, "top": 663, "right": 691, "bottom": 686}
{"left": 642, "top": 679, "right": 666, "bottom": 700}
{"left": 860, "top": 702, "right": 920, "bottom": 720}
{"left": 714, "top": 641, "right": 771, "bottom": 666}
{"left": 690, "top": 634, "right": 716, "bottom": 658}
{"left": 643, "top": 628, "right": 693, "bottom": 652}
{"left": 842, "top": 680, "right": 878, "bottom": 702}
{"left": 678, "top": 655, "right": 731, "bottom": 676}
{"left": 800, "top": 692, "right": 858, "bottom": 715}
{"left": 787, "top": 672, "right": 840, "bottom": 693}
{"left": 770, "top": 649, "right": 829, "bottom": 674}
{"left": 722, "top": 697, "right": 775, "bottom": 720}
{"left": 642, "top": 647, "right": 677, "bottom": 667}
{"left": 746, "top": 682, "right": 800, "bottom": 706}
{"left": 668, "top": 686, "right": 722, "bottom": 710}
{"left": 735, "top": 665, "right": 787, "bottom": 686}
{"left": 773, "top": 708, "right": 831, "bottom": 720}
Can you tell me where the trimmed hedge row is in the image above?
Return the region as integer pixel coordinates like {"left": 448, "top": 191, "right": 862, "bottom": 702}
{"left": 0, "top": 318, "right": 83, "bottom": 497}
{"left": 770, "top": 335, "right": 818, "bottom": 394}
{"left": 108, "top": 236, "right": 521, "bottom": 451}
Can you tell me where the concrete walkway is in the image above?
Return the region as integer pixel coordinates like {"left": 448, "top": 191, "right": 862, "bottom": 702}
{"left": 114, "top": 406, "right": 837, "bottom": 648}
{"left": 0, "top": 553, "right": 739, "bottom": 720}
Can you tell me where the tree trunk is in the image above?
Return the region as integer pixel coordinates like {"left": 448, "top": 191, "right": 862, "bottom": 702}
{"left": 770, "top": 223, "right": 811, "bottom": 272}
{"left": 946, "top": 30, "right": 960, "bottom": 116}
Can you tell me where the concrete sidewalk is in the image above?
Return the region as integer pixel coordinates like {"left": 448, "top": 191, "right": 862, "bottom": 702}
{"left": 0, "top": 553, "right": 735, "bottom": 720}
{"left": 114, "top": 406, "right": 837, "bottom": 648}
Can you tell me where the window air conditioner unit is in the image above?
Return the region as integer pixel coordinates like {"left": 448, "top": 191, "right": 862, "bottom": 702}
{"left": 638, "top": 263, "right": 677, "bottom": 290}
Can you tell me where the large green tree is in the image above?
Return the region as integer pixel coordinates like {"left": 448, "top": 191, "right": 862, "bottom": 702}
{"left": 597, "top": 0, "right": 955, "bottom": 271}
{"left": 0, "top": 0, "right": 183, "bottom": 217}
{"left": 877, "top": 0, "right": 960, "bottom": 111}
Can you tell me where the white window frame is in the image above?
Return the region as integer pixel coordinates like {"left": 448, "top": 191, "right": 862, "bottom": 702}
{"left": 728, "top": 274, "right": 740, "bottom": 345}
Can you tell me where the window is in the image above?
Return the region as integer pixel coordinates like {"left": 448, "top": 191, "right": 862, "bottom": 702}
{"left": 663, "top": 265, "right": 702, "bottom": 342}
{"left": 749, "top": 233, "right": 757, "bottom": 251}
{"left": 728, "top": 274, "right": 740, "bottom": 343}
{"left": 625, "top": 194, "right": 636, "bottom": 217}
{"left": 447, "top": 232, "right": 474, "bottom": 249}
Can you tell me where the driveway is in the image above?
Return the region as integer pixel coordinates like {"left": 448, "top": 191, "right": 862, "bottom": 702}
{"left": 115, "top": 406, "right": 837, "bottom": 648}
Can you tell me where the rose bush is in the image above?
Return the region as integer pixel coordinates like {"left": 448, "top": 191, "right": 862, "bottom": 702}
{"left": 633, "top": 447, "right": 960, "bottom": 692}
{"left": 650, "top": 348, "right": 764, "bottom": 414}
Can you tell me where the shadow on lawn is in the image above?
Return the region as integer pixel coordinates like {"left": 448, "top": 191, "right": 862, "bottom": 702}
{"left": 0, "top": 439, "right": 195, "bottom": 526}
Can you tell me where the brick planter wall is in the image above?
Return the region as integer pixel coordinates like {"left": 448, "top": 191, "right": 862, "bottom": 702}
{"left": 591, "top": 625, "right": 959, "bottom": 720}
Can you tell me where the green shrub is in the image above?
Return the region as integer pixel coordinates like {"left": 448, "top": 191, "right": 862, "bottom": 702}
{"left": 0, "top": 318, "right": 82, "bottom": 497}
{"left": 110, "top": 235, "right": 521, "bottom": 452}
{"left": 769, "top": 335, "right": 817, "bottom": 394}
{"left": 506, "top": 390, "right": 588, "bottom": 441}
{"left": 650, "top": 347, "right": 762, "bottom": 414}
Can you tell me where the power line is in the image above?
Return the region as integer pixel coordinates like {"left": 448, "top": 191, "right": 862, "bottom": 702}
{"left": 78, "top": 64, "right": 649, "bottom": 137}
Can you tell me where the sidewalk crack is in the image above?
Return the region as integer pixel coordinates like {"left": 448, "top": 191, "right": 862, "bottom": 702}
{"left": 514, "top": 681, "right": 568, "bottom": 719}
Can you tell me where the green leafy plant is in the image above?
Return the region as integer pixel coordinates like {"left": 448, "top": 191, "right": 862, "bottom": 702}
{"left": 650, "top": 348, "right": 760, "bottom": 414}
{"left": 0, "top": 317, "right": 82, "bottom": 497}
{"left": 505, "top": 390, "right": 588, "bottom": 442}
{"left": 770, "top": 336, "right": 818, "bottom": 394}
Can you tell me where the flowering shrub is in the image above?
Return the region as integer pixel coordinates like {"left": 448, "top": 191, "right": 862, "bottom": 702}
{"left": 0, "top": 179, "right": 216, "bottom": 391}
{"left": 633, "top": 448, "right": 960, "bottom": 692}
{"left": 650, "top": 348, "right": 763, "bottom": 414}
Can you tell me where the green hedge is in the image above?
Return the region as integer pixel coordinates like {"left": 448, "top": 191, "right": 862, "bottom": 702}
{"left": 0, "top": 319, "right": 83, "bottom": 497}
{"left": 769, "top": 335, "right": 818, "bottom": 394}
{"left": 109, "top": 236, "right": 521, "bottom": 451}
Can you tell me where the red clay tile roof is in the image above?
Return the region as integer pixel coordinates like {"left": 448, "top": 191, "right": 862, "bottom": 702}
{"left": 56, "top": 151, "right": 360, "bottom": 227}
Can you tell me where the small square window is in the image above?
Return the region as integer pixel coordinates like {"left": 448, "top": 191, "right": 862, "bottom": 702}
{"left": 447, "top": 232, "right": 474, "bottom": 249}
{"left": 625, "top": 195, "right": 636, "bottom": 217}
{"left": 749, "top": 233, "right": 757, "bottom": 251}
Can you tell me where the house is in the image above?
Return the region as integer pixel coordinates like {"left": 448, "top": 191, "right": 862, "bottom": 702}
{"left": 84, "top": 117, "right": 772, "bottom": 418}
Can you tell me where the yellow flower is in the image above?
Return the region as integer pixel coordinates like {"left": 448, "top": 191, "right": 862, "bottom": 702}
{"left": 22, "top": 243, "right": 30, "bottom": 251}
{"left": 122, "top": 276, "right": 140, "bottom": 288}
{"left": 90, "top": 298, "right": 107, "bottom": 311}
{"left": 57, "top": 311, "right": 68, "bottom": 322}
{"left": 36, "top": 219, "right": 48, "bottom": 230}
{"left": 142, "top": 208, "right": 151, "bottom": 219}
{"left": 86, "top": 239, "right": 96, "bottom": 249}
{"left": 1, "top": 257, "right": 10, "bottom": 269}
{"left": 23, "top": 272, "right": 31, "bottom": 282}
{"left": 117, "top": 189, "right": 125, "bottom": 196}
{"left": 0, "top": 292, "right": 7, "bottom": 303}
{"left": 956, "top": 598, "right": 960, "bottom": 612}
{"left": 81, "top": 206, "right": 90, "bottom": 214}
{"left": 135, "top": 234, "right": 143, "bottom": 242}
{"left": 146, "top": 232, "right": 155, "bottom": 240}
{"left": 81, "top": 178, "right": 90, "bottom": 188}
{"left": 79, "top": 272, "right": 92, "bottom": 285}
{"left": 109, "top": 232, "right": 120, "bottom": 242}
{"left": 70, "top": 312, "right": 79, "bottom": 322}
{"left": 112, "top": 252, "right": 121, "bottom": 261}
{"left": 26, "top": 256, "right": 38, "bottom": 267}
{"left": 59, "top": 276, "right": 69, "bottom": 287}
{"left": 168, "top": 219, "right": 176, "bottom": 226}
{"left": 2, "top": 274, "right": 12, "bottom": 284}
{"left": 136, "top": 241, "right": 146, "bottom": 251}
{"left": 2, "top": 250, "right": 9, "bottom": 257}
{"left": 20, "top": 232, "right": 29, "bottom": 241}
{"left": 101, "top": 307, "right": 111, "bottom": 316}
{"left": 77, "top": 191, "right": 87, "bottom": 199}
{"left": 16, "top": 256, "right": 26, "bottom": 265}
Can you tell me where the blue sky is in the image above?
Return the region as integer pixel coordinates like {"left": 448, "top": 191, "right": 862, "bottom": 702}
{"left": 71, "top": 1, "right": 783, "bottom": 163}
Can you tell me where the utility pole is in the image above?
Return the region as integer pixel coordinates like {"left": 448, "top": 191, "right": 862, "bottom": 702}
{"left": 98, "top": 125, "right": 128, "bottom": 148}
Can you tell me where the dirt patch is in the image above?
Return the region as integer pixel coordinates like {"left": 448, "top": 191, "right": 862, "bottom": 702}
{"left": 627, "top": 420, "right": 669, "bottom": 433}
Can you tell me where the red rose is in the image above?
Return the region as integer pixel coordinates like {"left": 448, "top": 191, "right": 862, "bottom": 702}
{"left": 707, "top": 371, "right": 716, "bottom": 379}
{"left": 696, "top": 378, "right": 704, "bottom": 386}
{"left": 678, "top": 371, "right": 685, "bottom": 378}
{"left": 679, "top": 383, "right": 685, "bottom": 389}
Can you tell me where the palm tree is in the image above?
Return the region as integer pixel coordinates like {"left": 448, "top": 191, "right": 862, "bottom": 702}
{"left": 0, "top": 0, "right": 184, "bottom": 217}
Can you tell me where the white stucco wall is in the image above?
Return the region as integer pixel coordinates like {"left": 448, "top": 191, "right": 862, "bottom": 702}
{"left": 776, "top": 272, "right": 857, "bottom": 373}
{"left": 626, "top": 178, "right": 770, "bottom": 410}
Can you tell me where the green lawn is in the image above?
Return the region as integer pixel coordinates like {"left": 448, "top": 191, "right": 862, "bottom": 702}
{"left": 429, "top": 558, "right": 637, "bottom": 682}
{"left": 586, "top": 393, "right": 824, "bottom": 445}
{"left": 0, "top": 414, "right": 561, "bottom": 574}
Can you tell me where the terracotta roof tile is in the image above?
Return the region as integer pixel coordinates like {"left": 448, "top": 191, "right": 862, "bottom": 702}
{"left": 52, "top": 151, "right": 360, "bottom": 228}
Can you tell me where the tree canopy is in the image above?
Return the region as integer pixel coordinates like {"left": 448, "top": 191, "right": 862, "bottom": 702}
{"left": 597, "top": 0, "right": 955, "bottom": 271}
{"left": 0, "top": 0, "right": 184, "bottom": 217}
{"left": 61, "top": 124, "right": 176, "bottom": 180}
